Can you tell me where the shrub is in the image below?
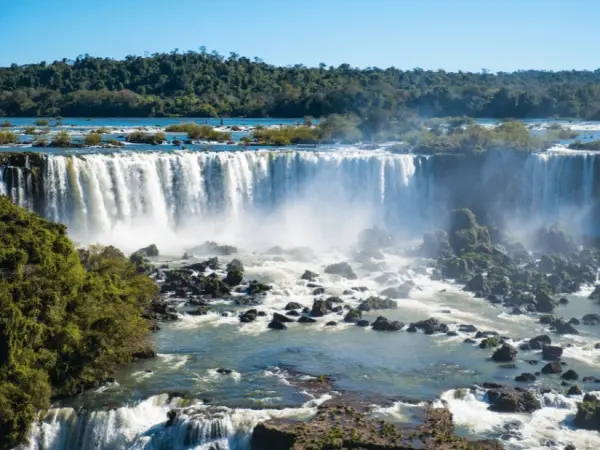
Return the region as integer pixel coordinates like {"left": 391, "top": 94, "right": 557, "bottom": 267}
{"left": 94, "top": 127, "right": 110, "bottom": 134}
{"left": 84, "top": 132, "right": 102, "bottom": 146}
{"left": 34, "top": 119, "right": 49, "bottom": 126}
{"left": 0, "top": 120, "right": 12, "bottom": 128}
{"left": 0, "top": 131, "right": 17, "bottom": 145}
{"left": 32, "top": 137, "right": 48, "bottom": 147}
{"left": 50, "top": 130, "right": 72, "bottom": 147}
{"left": 23, "top": 126, "right": 36, "bottom": 135}
{"left": 250, "top": 125, "right": 321, "bottom": 145}
{"left": 104, "top": 139, "right": 124, "bottom": 147}
{"left": 126, "top": 131, "right": 166, "bottom": 144}
{"left": 0, "top": 198, "right": 157, "bottom": 448}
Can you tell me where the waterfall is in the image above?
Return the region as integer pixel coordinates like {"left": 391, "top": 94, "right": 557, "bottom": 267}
{"left": 31, "top": 150, "right": 433, "bottom": 252}
{"left": 20, "top": 394, "right": 324, "bottom": 450}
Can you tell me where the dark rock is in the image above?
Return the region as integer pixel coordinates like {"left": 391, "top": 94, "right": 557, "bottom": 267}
{"left": 542, "top": 345, "right": 563, "bottom": 360}
{"left": 247, "top": 280, "right": 272, "bottom": 296}
{"left": 475, "top": 331, "right": 499, "bottom": 338}
{"left": 464, "top": 273, "right": 487, "bottom": 293}
{"left": 446, "top": 331, "right": 459, "bottom": 336}
{"left": 479, "top": 336, "right": 501, "bottom": 349}
{"left": 132, "top": 348, "right": 156, "bottom": 360}
{"left": 286, "top": 310, "right": 300, "bottom": 317}
{"left": 567, "top": 385, "right": 583, "bottom": 396}
{"left": 552, "top": 319, "right": 579, "bottom": 335}
{"left": 534, "top": 222, "right": 577, "bottom": 254}
{"left": 562, "top": 370, "right": 579, "bottom": 381}
{"left": 135, "top": 244, "right": 159, "bottom": 257}
{"left": 559, "top": 297, "right": 569, "bottom": 305}
{"left": 515, "top": 373, "right": 537, "bottom": 382}
{"left": 582, "top": 314, "right": 600, "bottom": 325}
{"left": 216, "top": 368, "right": 233, "bottom": 375}
{"left": 223, "top": 269, "right": 243, "bottom": 287}
{"left": 529, "top": 335, "right": 552, "bottom": 350}
{"left": 535, "top": 292, "right": 556, "bottom": 313}
{"left": 569, "top": 318, "right": 581, "bottom": 325}
{"left": 542, "top": 362, "right": 563, "bottom": 374}
{"left": 226, "top": 259, "right": 244, "bottom": 272}
{"left": 539, "top": 315, "right": 555, "bottom": 325}
{"left": 240, "top": 309, "right": 258, "bottom": 323}
{"left": 458, "top": 324, "right": 478, "bottom": 333}
{"left": 273, "top": 312, "right": 294, "bottom": 323}
{"left": 589, "top": 285, "right": 600, "bottom": 300}
{"left": 301, "top": 270, "right": 319, "bottom": 281}
{"left": 325, "top": 321, "right": 337, "bottom": 326}
{"left": 371, "top": 316, "right": 404, "bottom": 331}
{"left": 311, "top": 299, "right": 329, "bottom": 317}
{"left": 302, "top": 307, "right": 310, "bottom": 314}
{"left": 268, "top": 319, "right": 287, "bottom": 330}
{"left": 298, "top": 316, "right": 317, "bottom": 324}
{"left": 312, "top": 287, "right": 325, "bottom": 295}
{"left": 343, "top": 309, "right": 362, "bottom": 323}
{"left": 583, "top": 376, "right": 600, "bottom": 383}
{"left": 487, "top": 387, "right": 541, "bottom": 413}
{"left": 324, "top": 262, "right": 357, "bottom": 279}
{"left": 574, "top": 394, "right": 600, "bottom": 431}
{"left": 464, "top": 338, "right": 476, "bottom": 344}
{"left": 357, "top": 296, "right": 397, "bottom": 312}
{"left": 284, "top": 302, "right": 303, "bottom": 310}
{"left": 492, "top": 344, "right": 517, "bottom": 362}
{"left": 356, "top": 319, "right": 370, "bottom": 327}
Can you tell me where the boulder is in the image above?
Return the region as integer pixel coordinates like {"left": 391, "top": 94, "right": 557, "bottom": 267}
{"left": 216, "top": 368, "right": 233, "bottom": 375}
{"left": 569, "top": 318, "right": 581, "bottom": 325}
{"left": 534, "top": 222, "right": 577, "bottom": 254}
{"left": 552, "top": 319, "right": 579, "bottom": 335}
{"left": 492, "top": 344, "right": 517, "bottom": 362}
{"left": 286, "top": 310, "right": 300, "bottom": 317}
{"left": 298, "top": 316, "right": 317, "bottom": 324}
{"left": 479, "top": 337, "right": 501, "bottom": 349}
{"left": 589, "top": 285, "right": 600, "bottom": 301}
{"left": 311, "top": 299, "right": 329, "bottom": 317}
{"left": 535, "top": 292, "right": 556, "bottom": 313}
{"left": 486, "top": 387, "right": 541, "bottom": 413}
{"left": 458, "top": 324, "right": 478, "bottom": 333}
{"left": 240, "top": 309, "right": 258, "bottom": 323}
{"left": 371, "top": 316, "right": 404, "bottom": 331}
{"left": 301, "top": 270, "right": 319, "bottom": 281}
{"left": 582, "top": 314, "right": 600, "bottom": 325}
{"left": 343, "top": 309, "right": 362, "bottom": 323}
{"left": 356, "top": 319, "right": 370, "bottom": 327}
{"left": 448, "top": 208, "right": 491, "bottom": 253}
{"left": 574, "top": 394, "right": 600, "bottom": 431}
{"left": 562, "top": 370, "right": 579, "bottom": 381}
{"left": 324, "top": 262, "right": 357, "bottom": 279}
{"left": 515, "top": 373, "right": 537, "bottom": 382}
{"left": 223, "top": 269, "right": 243, "bottom": 287}
{"left": 529, "top": 335, "right": 552, "bottom": 350}
{"left": 135, "top": 244, "right": 159, "bottom": 257}
{"left": 312, "top": 287, "right": 325, "bottom": 295}
{"left": 464, "top": 273, "right": 487, "bottom": 293}
{"left": 268, "top": 319, "right": 287, "bottom": 330}
{"left": 247, "top": 280, "right": 272, "bottom": 296}
{"left": 412, "top": 318, "right": 448, "bottom": 335}
{"left": 542, "top": 346, "right": 563, "bottom": 361}
{"left": 284, "top": 302, "right": 303, "bottom": 310}
{"left": 357, "top": 296, "right": 397, "bottom": 312}
{"left": 226, "top": 259, "right": 244, "bottom": 272}
{"left": 325, "top": 321, "right": 337, "bottom": 326}
{"left": 273, "top": 312, "right": 294, "bottom": 323}
{"left": 542, "top": 362, "right": 563, "bottom": 374}
{"left": 567, "top": 385, "right": 583, "bottom": 396}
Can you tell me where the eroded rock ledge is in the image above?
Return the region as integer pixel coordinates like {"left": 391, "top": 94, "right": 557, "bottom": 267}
{"left": 251, "top": 401, "right": 503, "bottom": 450}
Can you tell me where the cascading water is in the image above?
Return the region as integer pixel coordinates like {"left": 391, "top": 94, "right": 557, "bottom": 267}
{"left": 37, "top": 150, "right": 433, "bottom": 252}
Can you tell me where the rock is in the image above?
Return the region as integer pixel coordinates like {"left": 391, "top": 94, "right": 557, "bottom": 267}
{"left": 529, "top": 335, "right": 552, "bottom": 350}
{"left": 356, "top": 319, "right": 370, "bottom": 327}
{"left": 247, "top": 280, "right": 272, "bottom": 296}
{"left": 535, "top": 292, "right": 556, "bottom": 313}
{"left": 371, "top": 316, "right": 404, "bottom": 331}
{"left": 464, "top": 338, "right": 476, "bottom": 344}
{"left": 574, "top": 394, "right": 600, "bottom": 431}
{"left": 312, "top": 287, "right": 325, "bottom": 295}
{"left": 589, "top": 285, "right": 600, "bottom": 300}
{"left": 559, "top": 297, "right": 569, "bottom": 305}
{"left": 487, "top": 387, "right": 541, "bottom": 413}
{"left": 223, "top": 269, "right": 243, "bottom": 287}
{"left": 582, "top": 314, "right": 600, "bottom": 325}
{"left": 135, "top": 244, "right": 159, "bottom": 257}
{"left": 268, "top": 319, "right": 287, "bottom": 330}
{"left": 458, "top": 324, "right": 478, "bottom": 333}
{"left": 539, "top": 315, "right": 555, "bottom": 325}
{"left": 216, "top": 368, "right": 233, "bottom": 375}
{"left": 439, "top": 256, "right": 471, "bottom": 280}
{"left": 355, "top": 248, "right": 385, "bottom": 263}
{"left": 542, "top": 362, "right": 563, "bottom": 374}
{"left": 562, "top": 370, "right": 579, "bottom": 381}
{"left": 552, "top": 319, "right": 579, "bottom": 335}
{"left": 492, "top": 344, "right": 517, "bottom": 362}
{"left": 448, "top": 208, "right": 491, "bottom": 253}
{"left": 188, "top": 306, "right": 212, "bottom": 316}
{"left": 301, "top": 270, "right": 319, "bottom": 281}
{"left": 569, "top": 318, "right": 581, "bottom": 325}
{"left": 273, "top": 313, "right": 294, "bottom": 323}
{"left": 446, "top": 331, "right": 459, "bottom": 336}
{"left": 479, "top": 336, "right": 501, "bottom": 349}
{"left": 542, "top": 345, "right": 563, "bottom": 360}
{"left": 226, "top": 259, "right": 244, "bottom": 272}
{"left": 515, "top": 373, "right": 537, "bottom": 382}
{"left": 475, "top": 331, "right": 499, "bottom": 338}
{"left": 357, "top": 296, "right": 397, "bottom": 312}
{"left": 380, "top": 280, "right": 415, "bottom": 299}
{"left": 311, "top": 299, "right": 329, "bottom": 317}
{"left": 564, "top": 445, "right": 576, "bottom": 450}
{"left": 567, "top": 385, "right": 583, "bottom": 396}
{"left": 298, "top": 316, "right": 317, "bottom": 324}
{"left": 464, "top": 273, "right": 487, "bottom": 293}
{"left": 286, "top": 310, "right": 300, "bottom": 317}
{"left": 192, "top": 241, "right": 238, "bottom": 256}
{"left": 421, "top": 230, "right": 451, "bottom": 257}
{"left": 324, "top": 262, "right": 357, "bottom": 279}
{"left": 357, "top": 226, "right": 394, "bottom": 249}
{"left": 343, "top": 309, "right": 362, "bottom": 323}
{"left": 412, "top": 318, "right": 448, "bottom": 335}
{"left": 240, "top": 309, "right": 258, "bottom": 323}
{"left": 325, "top": 321, "right": 337, "bottom": 326}
{"left": 285, "top": 302, "right": 303, "bottom": 310}
{"left": 132, "top": 348, "right": 156, "bottom": 360}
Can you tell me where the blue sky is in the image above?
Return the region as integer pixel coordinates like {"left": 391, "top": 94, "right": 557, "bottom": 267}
{"left": 1, "top": 0, "right": 598, "bottom": 72}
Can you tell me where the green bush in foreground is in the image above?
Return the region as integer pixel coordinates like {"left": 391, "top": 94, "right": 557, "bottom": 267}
{"left": 0, "top": 197, "right": 157, "bottom": 448}
{"left": 50, "top": 130, "right": 72, "bottom": 147}
{"left": 0, "top": 131, "right": 17, "bottom": 145}
{"left": 84, "top": 132, "right": 102, "bottom": 146}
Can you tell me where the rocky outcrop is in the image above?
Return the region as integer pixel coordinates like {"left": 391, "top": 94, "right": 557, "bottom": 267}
{"left": 574, "top": 394, "right": 600, "bottom": 431}
{"left": 135, "top": 243, "right": 159, "bottom": 257}
{"left": 491, "top": 344, "right": 517, "bottom": 362}
{"left": 357, "top": 296, "right": 397, "bottom": 312}
{"left": 486, "top": 386, "right": 541, "bottom": 413}
{"left": 324, "top": 262, "right": 357, "bottom": 280}
{"left": 371, "top": 316, "right": 404, "bottom": 331}
{"left": 250, "top": 401, "right": 503, "bottom": 450}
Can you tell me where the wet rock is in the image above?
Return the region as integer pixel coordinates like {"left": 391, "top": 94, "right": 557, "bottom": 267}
{"left": 286, "top": 310, "right": 300, "bottom": 317}
{"left": 371, "top": 316, "right": 404, "bottom": 331}
{"left": 223, "top": 269, "right": 243, "bottom": 287}
{"left": 187, "top": 306, "right": 212, "bottom": 316}
{"left": 257, "top": 311, "right": 267, "bottom": 317}
{"left": 357, "top": 296, "right": 397, "bottom": 312}
{"left": 324, "top": 262, "right": 357, "bottom": 280}
{"left": 412, "top": 318, "right": 448, "bottom": 335}
{"left": 479, "top": 336, "right": 501, "bottom": 349}
{"left": 562, "top": 370, "right": 579, "bottom": 381}
{"left": 132, "top": 348, "right": 156, "bottom": 360}
{"left": 216, "top": 368, "right": 233, "bottom": 375}
{"left": 446, "top": 331, "right": 459, "bottom": 336}
{"left": 574, "top": 393, "right": 600, "bottom": 431}
{"left": 534, "top": 222, "right": 577, "bottom": 254}
{"left": 583, "top": 376, "right": 600, "bottom": 383}
{"left": 559, "top": 297, "right": 569, "bottom": 305}
{"left": 325, "top": 321, "right": 337, "bottom": 326}
{"left": 464, "top": 273, "right": 487, "bottom": 293}
{"left": 539, "top": 315, "right": 555, "bottom": 325}
{"left": 356, "top": 319, "right": 370, "bottom": 327}
{"left": 284, "top": 302, "right": 303, "bottom": 310}
{"left": 542, "top": 362, "right": 563, "bottom": 374}
{"left": 589, "top": 285, "right": 600, "bottom": 300}
{"left": 582, "top": 314, "right": 600, "bottom": 325}
{"left": 529, "top": 335, "right": 552, "bottom": 350}
{"left": 552, "top": 319, "right": 579, "bottom": 335}
{"left": 226, "top": 259, "right": 244, "bottom": 272}
{"left": 301, "top": 270, "right": 319, "bottom": 281}
{"left": 298, "top": 316, "right": 317, "bottom": 324}
{"left": 135, "top": 244, "right": 159, "bottom": 257}
{"left": 492, "top": 344, "right": 517, "bottom": 362}
{"left": 311, "top": 299, "right": 329, "bottom": 317}
{"left": 312, "top": 287, "right": 325, "bottom": 295}
{"left": 380, "top": 280, "right": 415, "bottom": 299}
{"left": 247, "top": 280, "right": 272, "bottom": 296}
{"left": 273, "top": 312, "right": 294, "bottom": 323}
{"left": 240, "top": 309, "right": 258, "bottom": 323}
{"left": 448, "top": 208, "right": 491, "bottom": 254}
{"left": 464, "top": 338, "right": 476, "bottom": 344}
{"left": 458, "top": 324, "right": 478, "bottom": 333}
{"left": 343, "top": 309, "right": 362, "bottom": 323}
{"left": 567, "top": 385, "right": 583, "bottom": 396}
{"left": 542, "top": 345, "right": 563, "bottom": 360}
{"left": 302, "top": 307, "right": 310, "bottom": 314}
{"left": 535, "top": 292, "right": 557, "bottom": 313}
{"left": 475, "top": 331, "right": 499, "bottom": 338}
{"left": 487, "top": 387, "right": 541, "bottom": 413}
{"left": 268, "top": 319, "right": 287, "bottom": 330}
{"left": 569, "top": 318, "right": 581, "bottom": 325}
{"left": 515, "top": 373, "right": 537, "bottom": 382}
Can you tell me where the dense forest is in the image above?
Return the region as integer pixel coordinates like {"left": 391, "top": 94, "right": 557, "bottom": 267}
{"left": 1, "top": 50, "right": 600, "bottom": 119}
{"left": 0, "top": 197, "right": 157, "bottom": 449}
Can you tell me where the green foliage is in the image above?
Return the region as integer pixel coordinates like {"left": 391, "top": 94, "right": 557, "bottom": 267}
{"left": 54, "top": 116, "right": 63, "bottom": 126}
{"left": 50, "top": 130, "right": 72, "bottom": 147}
{"left": 0, "top": 131, "right": 17, "bottom": 145}
{"left": 104, "top": 139, "right": 124, "bottom": 147}
{"left": 569, "top": 139, "right": 600, "bottom": 151}
{"left": 165, "top": 123, "right": 231, "bottom": 141}
{"left": 94, "top": 127, "right": 110, "bottom": 134}
{"left": 1, "top": 120, "right": 12, "bottom": 128}
{"left": 84, "top": 132, "right": 102, "bottom": 146}
{"left": 250, "top": 126, "right": 321, "bottom": 145}
{"left": 0, "top": 198, "right": 157, "bottom": 448}
{"left": 32, "top": 137, "right": 48, "bottom": 148}
{"left": 126, "top": 131, "right": 166, "bottom": 144}
{"left": 318, "top": 114, "right": 363, "bottom": 142}
{"left": 34, "top": 119, "right": 49, "bottom": 126}
{"left": 23, "top": 126, "right": 36, "bottom": 135}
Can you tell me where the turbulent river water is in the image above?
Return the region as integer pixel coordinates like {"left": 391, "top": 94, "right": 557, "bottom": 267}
{"left": 3, "top": 118, "right": 600, "bottom": 450}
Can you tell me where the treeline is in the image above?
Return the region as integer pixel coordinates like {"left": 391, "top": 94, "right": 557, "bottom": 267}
{"left": 2, "top": 50, "right": 600, "bottom": 119}
{"left": 0, "top": 197, "right": 157, "bottom": 448}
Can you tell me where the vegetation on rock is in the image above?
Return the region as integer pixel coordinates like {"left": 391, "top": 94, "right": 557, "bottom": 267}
{"left": 126, "top": 131, "right": 166, "bottom": 144}
{"left": 0, "top": 197, "right": 157, "bottom": 448}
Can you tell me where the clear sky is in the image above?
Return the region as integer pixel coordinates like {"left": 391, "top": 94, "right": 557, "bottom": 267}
{"left": 1, "top": 0, "right": 598, "bottom": 72}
